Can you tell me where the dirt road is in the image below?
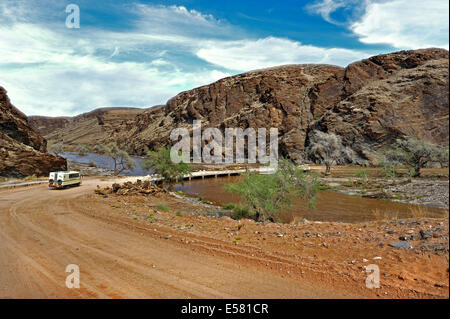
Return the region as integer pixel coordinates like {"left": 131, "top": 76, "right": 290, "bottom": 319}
{"left": 0, "top": 178, "right": 346, "bottom": 298}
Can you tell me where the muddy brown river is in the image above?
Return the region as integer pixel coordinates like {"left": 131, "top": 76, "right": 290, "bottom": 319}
{"left": 175, "top": 176, "right": 448, "bottom": 223}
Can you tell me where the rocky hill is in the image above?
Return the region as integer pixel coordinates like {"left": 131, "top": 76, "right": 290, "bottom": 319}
{"left": 0, "top": 86, "right": 66, "bottom": 177}
{"left": 27, "top": 48, "right": 448, "bottom": 164}
{"left": 29, "top": 107, "right": 147, "bottom": 149}
{"left": 111, "top": 48, "right": 448, "bottom": 163}
{"left": 28, "top": 116, "right": 71, "bottom": 137}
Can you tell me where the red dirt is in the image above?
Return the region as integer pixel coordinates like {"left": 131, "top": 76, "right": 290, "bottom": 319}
{"left": 0, "top": 177, "right": 448, "bottom": 299}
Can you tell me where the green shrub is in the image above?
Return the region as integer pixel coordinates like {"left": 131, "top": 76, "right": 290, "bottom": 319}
{"left": 232, "top": 204, "right": 254, "bottom": 220}
{"left": 24, "top": 174, "right": 37, "bottom": 181}
{"left": 223, "top": 203, "right": 236, "bottom": 210}
{"left": 380, "top": 162, "right": 398, "bottom": 179}
{"left": 318, "top": 183, "right": 330, "bottom": 191}
{"left": 407, "top": 167, "right": 417, "bottom": 178}
{"left": 233, "top": 237, "right": 242, "bottom": 244}
{"left": 355, "top": 169, "right": 369, "bottom": 183}
{"left": 156, "top": 204, "right": 170, "bottom": 212}
{"left": 226, "top": 158, "right": 320, "bottom": 223}
{"left": 141, "top": 147, "right": 191, "bottom": 190}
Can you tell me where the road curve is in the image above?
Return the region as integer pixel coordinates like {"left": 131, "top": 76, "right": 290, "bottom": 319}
{"left": 0, "top": 178, "right": 344, "bottom": 299}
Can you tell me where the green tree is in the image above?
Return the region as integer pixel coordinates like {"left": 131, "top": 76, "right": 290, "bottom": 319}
{"left": 141, "top": 147, "right": 192, "bottom": 190}
{"left": 96, "top": 143, "right": 136, "bottom": 176}
{"left": 225, "top": 158, "right": 320, "bottom": 223}
{"left": 384, "top": 137, "right": 449, "bottom": 177}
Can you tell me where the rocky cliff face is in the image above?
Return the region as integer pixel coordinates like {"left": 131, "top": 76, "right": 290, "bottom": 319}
{"left": 0, "top": 86, "right": 66, "bottom": 177}
{"left": 114, "top": 64, "right": 348, "bottom": 160}
{"left": 112, "top": 48, "right": 449, "bottom": 163}
{"left": 308, "top": 48, "right": 449, "bottom": 162}
{"left": 0, "top": 87, "right": 47, "bottom": 152}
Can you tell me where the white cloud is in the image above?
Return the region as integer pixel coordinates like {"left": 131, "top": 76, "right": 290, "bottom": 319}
{"left": 0, "top": 2, "right": 370, "bottom": 116}
{"left": 1, "top": 59, "right": 230, "bottom": 116}
{"left": 131, "top": 4, "right": 235, "bottom": 39}
{"left": 307, "top": 0, "right": 351, "bottom": 24}
{"left": 308, "top": 0, "right": 449, "bottom": 49}
{"left": 0, "top": 21, "right": 230, "bottom": 116}
{"left": 351, "top": 0, "right": 449, "bottom": 49}
{"left": 196, "top": 37, "right": 370, "bottom": 70}
{"left": 0, "top": 4, "right": 233, "bottom": 116}
{"left": 306, "top": 0, "right": 369, "bottom": 25}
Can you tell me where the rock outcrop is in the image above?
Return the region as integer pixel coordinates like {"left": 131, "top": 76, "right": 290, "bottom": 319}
{"left": 0, "top": 86, "right": 67, "bottom": 177}
{"left": 308, "top": 48, "right": 449, "bottom": 162}
{"left": 111, "top": 48, "right": 448, "bottom": 163}
{"left": 1, "top": 87, "right": 47, "bottom": 152}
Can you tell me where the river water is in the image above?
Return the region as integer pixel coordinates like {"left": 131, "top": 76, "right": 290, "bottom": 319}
{"left": 61, "top": 152, "right": 148, "bottom": 176}
{"left": 62, "top": 153, "right": 448, "bottom": 223}
{"left": 174, "top": 176, "right": 448, "bottom": 223}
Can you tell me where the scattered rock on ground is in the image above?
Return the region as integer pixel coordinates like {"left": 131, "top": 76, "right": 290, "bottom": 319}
{"left": 95, "top": 180, "right": 167, "bottom": 196}
{"left": 389, "top": 241, "right": 414, "bottom": 249}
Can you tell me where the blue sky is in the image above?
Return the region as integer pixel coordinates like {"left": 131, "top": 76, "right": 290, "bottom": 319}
{"left": 0, "top": 0, "right": 448, "bottom": 116}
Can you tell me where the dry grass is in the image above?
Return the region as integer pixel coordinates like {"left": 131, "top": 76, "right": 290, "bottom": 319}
{"left": 372, "top": 205, "right": 449, "bottom": 222}
{"left": 407, "top": 205, "right": 449, "bottom": 219}
{"left": 371, "top": 208, "right": 399, "bottom": 221}
{"left": 290, "top": 216, "right": 306, "bottom": 224}
{"left": 0, "top": 174, "right": 47, "bottom": 186}
{"left": 371, "top": 208, "right": 384, "bottom": 221}
{"left": 23, "top": 174, "right": 38, "bottom": 181}
{"left": 408, "top": 205, "right": 428, "bottom": 219}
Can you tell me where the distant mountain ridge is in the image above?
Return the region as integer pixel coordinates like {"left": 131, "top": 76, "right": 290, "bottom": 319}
{"left": 25, "top": 48, "right": 449, "bottom": 165}
{"left": 29, "top": 107, "right": 148, "bottom": 148}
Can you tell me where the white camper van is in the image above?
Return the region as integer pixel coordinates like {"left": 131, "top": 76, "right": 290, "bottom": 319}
{"left": 49, "top": 171, "right": 82, "bottom": 189}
